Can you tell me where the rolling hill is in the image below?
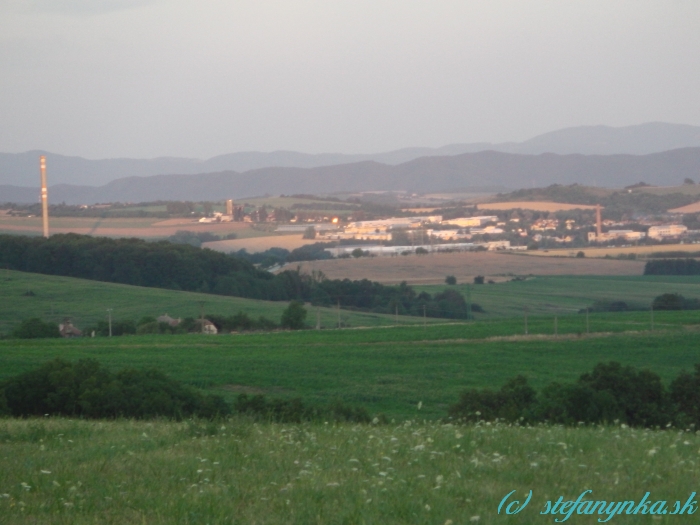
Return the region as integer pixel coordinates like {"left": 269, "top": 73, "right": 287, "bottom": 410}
{"left": 2, "top": 122, "right": 700, "bottom": 189}
{"left": 4, "top": 147, "right": 700, "bottom": 204}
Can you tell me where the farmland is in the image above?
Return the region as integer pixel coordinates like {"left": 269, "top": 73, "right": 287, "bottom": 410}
{"left": 477, "top": 200, "right": 598, "bottom": 212}
{"left": 1, "top": 417, "right": 698, "bottom": 524}
{"left": 290, "top": 251, "right": 645, "bottom": 284}
{"left": 0, "top": 270, "right": 436, "bottom": 336}
{"left": 2, "top": 316, "right": 699, "bottom": 420}
{"left": 415, "top": 274, "right": 700, "bottom": 317}
{"left": 0, "top": 214, "right": 252, "bottom": 239}
{"left": 528, "top": 243, "right": 700, "bottom": 258}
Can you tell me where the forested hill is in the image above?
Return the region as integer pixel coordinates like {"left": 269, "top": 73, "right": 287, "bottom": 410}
{"left": 0, "top": 234, "right": 471, "bottom": 319}
{"left": 489, "top": 184, "right": 700, "bottom": 216}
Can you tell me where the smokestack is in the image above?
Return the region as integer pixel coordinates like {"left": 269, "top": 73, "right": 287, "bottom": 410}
{"left": 40, "top": 155, "right": 49, "bottom": 238}
{"left": 596, "top": 204, "right": 602, "bottom": 238}
{"left": 226, "top": 199, "right": 233, "bottom": 216}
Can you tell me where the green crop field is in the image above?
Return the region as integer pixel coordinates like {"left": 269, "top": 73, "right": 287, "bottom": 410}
{"left": 2, "top": 317, "right": 699, "bottom": 420}
{"left": 1, "top": 418, "right": 698, "bottom": 524}
{"left": 0, "top": 270, "right": 440, "bottom": 335}
{"left": 416, "top": 275, "right": 700, "bottom": 318}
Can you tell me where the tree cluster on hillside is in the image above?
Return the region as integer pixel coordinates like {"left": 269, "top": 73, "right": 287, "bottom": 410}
{"left": 0, "top": 359, "right": 371, "bottom": 423}
{"left": 0, "top": 359, "right": 228, "bottom": 419}
{"left": 0, "top": 234, "right": 475, "bottom": 320}
{"left": 449, "top": 361, "right": 700, "bottom": 429}
{"left": 645, "top": 258, "right": 700, "bottom": 275}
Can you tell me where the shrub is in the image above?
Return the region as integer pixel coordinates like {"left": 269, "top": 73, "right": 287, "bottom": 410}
{"left": 281, "top": 301, "right": 307, "bottom": 330}
{"left": 0, "top": 359, "right": 229, "bottom": 419}
{"left": 451, "top": 362, "right": 673, "bottom": 428}
{"left": 445, "top": 275, "right": 457, "bottom": 285}
{"left": 448, "top": 375, "right": 536, "bottom": 422}
{"left": 652, "top": 293, "right": 700, "bottom": 311}
{"left": 11, "top": 318, "right": 60, "bottom": 339}
{"left": 473, "top": 275, "right": 485, "bottom": 285}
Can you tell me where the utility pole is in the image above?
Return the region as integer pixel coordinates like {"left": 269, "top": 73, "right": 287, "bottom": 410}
{"left": 466, "top": 285, "right": 472, "bottom": 321}
{"left": 524, "top": 306, "right": 528, "bottom": 335}
{"left": 39, "top": 155, "right": 49, "bottom": 238}
{"left": 107, "top": 308, "right": 113, "bottom": 337}
{"left": 198, "top": 301, "right": 205, "bottom": 334}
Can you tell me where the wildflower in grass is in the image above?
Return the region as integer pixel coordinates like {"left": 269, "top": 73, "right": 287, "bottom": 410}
{"left": 470, "top": 516, "right": 480, "bottom": 522}
{"left": 418, "top": 401, "right": 422, "bottom": 410}
{"left": 425, "top": 504, "right": 431, "bottom": 511}
{"left": 20, "top": 483, "right": 30, "bottom": 491}
{"left": 40, "top": 470, "right": 51, "bottom": 474}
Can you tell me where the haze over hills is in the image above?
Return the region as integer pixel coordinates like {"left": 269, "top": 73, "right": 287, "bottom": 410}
{"left": 3, "top": 147, "right": 700, "bottom": 205}
{"left": 2, "top": 122, "right": 700, "bottom": 188}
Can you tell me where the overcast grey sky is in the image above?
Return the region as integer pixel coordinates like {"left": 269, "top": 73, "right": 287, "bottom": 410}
{"left": 1, "top": 1, "right": 699, "bottom": 159}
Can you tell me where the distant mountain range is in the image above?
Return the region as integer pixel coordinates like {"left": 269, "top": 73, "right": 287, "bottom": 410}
{"left": 2, "top": 122, "right": 700, "bottom": 189}
{"left": 3, "top": 147, "right": 700, "bottom": 205}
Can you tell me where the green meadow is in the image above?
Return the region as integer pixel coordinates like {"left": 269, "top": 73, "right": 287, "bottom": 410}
{"left": 2, "top": 271, "right": 700, "bottom": 523}
{"left": 2, "top": 320, "right": 699, "bottom": 420}
{"left": 416, "top": 275, "right": 700, "bottom": 318}
{"left": 0, "top": 270, "right": 438, "bottom": 336}
{"left": 1, "top": 418, "right": 698, "bottom": 524}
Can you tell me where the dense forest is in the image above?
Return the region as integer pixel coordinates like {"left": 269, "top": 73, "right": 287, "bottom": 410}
{"left": 644, "top": 258, "right": 700, "bottom": 275}
{"left": 0, "top": 234, "right": 474, "bottom": 319}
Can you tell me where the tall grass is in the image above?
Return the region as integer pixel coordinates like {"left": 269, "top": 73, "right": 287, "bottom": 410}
{"left": 0, "top": 418, "right": 696, "bottom": 524}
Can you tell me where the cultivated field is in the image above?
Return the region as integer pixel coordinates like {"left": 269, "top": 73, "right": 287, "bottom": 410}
{"left": 1, "top": 418, "right": 697, "bottom": 524}
{"left": 0, "top": 215, "right": 253, "bottom": 239}
{"left": 290, "top": 251, "right": 645, "bottom": 284}
{"left": 477, "top": 201, "right": 598, "bottom": 212}
{"left": 203, "top": 234, "right": 312, "bottom": 254}
{"left": 669, "top": 201, "right": 700, "bottom": 213}
{"left": 2, "top": 318, "right": 699, "bottom": 420}
{"left": 528, "top": 243, "right": 700, "bottom": 258}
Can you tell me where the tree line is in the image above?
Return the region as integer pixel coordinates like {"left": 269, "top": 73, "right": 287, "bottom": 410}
{"left": 0, "top": 234, "right": 476, "bottom": 319}
{"left": 449, "top": 361, "right": 700, "bottom": 429}
{"left": 644, "top": 258, "right": 700, "bottom": 275}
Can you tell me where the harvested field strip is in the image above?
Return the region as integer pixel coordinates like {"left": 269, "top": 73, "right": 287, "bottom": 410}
{"left": 290, "top": 251, "right": 644, "bottom": 285}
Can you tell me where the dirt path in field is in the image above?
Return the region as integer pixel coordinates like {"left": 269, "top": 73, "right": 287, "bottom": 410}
{"left": 287, "top": 251, "right": 645, "bottom": 284}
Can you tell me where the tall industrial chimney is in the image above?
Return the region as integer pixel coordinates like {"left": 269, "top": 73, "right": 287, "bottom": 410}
{"left": 40, "top": 155, "right": 49, "bottom": 238}
{"left": 595, "top": 204, "right": 602, "bottom": 239}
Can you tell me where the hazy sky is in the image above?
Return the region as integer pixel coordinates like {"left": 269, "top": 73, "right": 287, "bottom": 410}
{"left": 1, "top": 1, "right": 699, "bottom": 159}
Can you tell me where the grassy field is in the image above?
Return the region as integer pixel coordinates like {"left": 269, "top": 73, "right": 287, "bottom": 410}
{"left": 2, "top": 317, "right": 699, "bottom": 420}
{"left": 0, "top": 270, "right": 437, "bottom": 335}
{"left": 416, "top": 275, "right": 700, "bottom": 318}
{"left": 1, "top": 418, "right": 698, "bottom": 524}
